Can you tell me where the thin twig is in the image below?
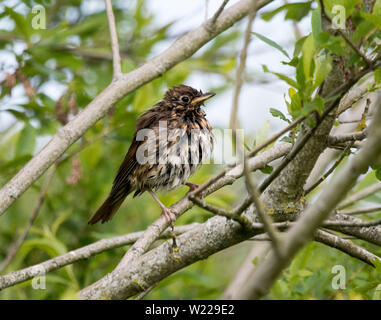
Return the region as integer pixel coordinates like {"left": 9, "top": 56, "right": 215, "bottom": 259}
{"left": 205, "top": 0, "right": 230, "bottom": 30}
{"left": 104, "top": 0, "right": 122, "bottom": 80}
{"left": 190, "top": 196, "right": 252, "bottom": 228}
{"left": 134, "top": 282, "right": 158, "bottom": 300}
{"left": 243, "top": 149, "right": 283, "bottom": 255}
{"left": 314, "top": 229, "right": 378, "bottom": 267}
{"left": 338, "top": 205, "right": 381, "bottom": 215}
{"left": 0, "top": 166, "right": 56, "bottom": 273}
{"left": 229, "top": 6, "right": 256, "bottom": 138}
{"left": 338, "top": 182, "right": 381, "bottom": 209}
{"left": 304, "top": 145, "right": 351, "bottom": 195}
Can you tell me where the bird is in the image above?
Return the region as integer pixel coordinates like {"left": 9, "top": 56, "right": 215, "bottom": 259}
{"left": 88, "top": 84, "right": 215, "bottom": 226}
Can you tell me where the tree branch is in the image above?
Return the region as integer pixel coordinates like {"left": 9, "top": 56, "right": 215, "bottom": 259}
{"left": 328, "top": 130, "right": 367, "bottom": 145}
{"left": 338, "top": 182, "right": 381, "bottom": 209}
{"left": 229, "top": 6, "right": 256, "bottom": 135}
{"left": 0, "top": 224, "right": 199, "bottom": 291}
{"left": 339, "top": 205, "right": 381, "bottom": 215}
{"left": 304, "top": 145, "right": 351, "bottom": 195}
{"left": 104, "top": 0, "right": 122, "bottom": 81}
{"left": 314, "top": 229, "right": 379, "bottom": 267}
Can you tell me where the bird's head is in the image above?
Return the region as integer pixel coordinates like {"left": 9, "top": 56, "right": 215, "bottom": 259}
{"left": 163, "top": 84, "right": 215, "bottom": 110}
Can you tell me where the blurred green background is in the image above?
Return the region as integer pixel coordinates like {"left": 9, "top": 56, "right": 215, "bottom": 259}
{"left": 0, "top": 0, "right": 380, "bottom": 299}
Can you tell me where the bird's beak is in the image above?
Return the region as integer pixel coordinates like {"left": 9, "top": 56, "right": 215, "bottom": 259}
{"left": 191, "top": 92, "right": 216, "bottom": 104}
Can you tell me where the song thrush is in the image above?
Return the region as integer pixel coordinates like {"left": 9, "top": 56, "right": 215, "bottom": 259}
{"left": 88, "top": 84, "right": 215, "bottom": 225}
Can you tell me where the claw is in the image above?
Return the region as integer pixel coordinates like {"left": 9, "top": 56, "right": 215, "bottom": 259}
{"left": 161, "top": 207, "right": 177, "bottom": 229}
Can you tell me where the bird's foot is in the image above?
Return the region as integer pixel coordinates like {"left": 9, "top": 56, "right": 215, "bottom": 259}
{"left": 185, "top": 182, "right": 205, "bottom": 200}
{"left": 161, "top": 207, "right": 177, "bottom": 230}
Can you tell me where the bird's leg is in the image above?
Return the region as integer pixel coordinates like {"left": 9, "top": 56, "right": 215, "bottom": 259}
{"left": 184, "top": 182, "right": 205, "bottom": 199}
{"left": 148, "top": 190, "right": 177, "bottom": 228}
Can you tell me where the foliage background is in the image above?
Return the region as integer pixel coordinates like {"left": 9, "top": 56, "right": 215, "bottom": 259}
{"left": 0, "top": 0, "right": 380, "bottom": 299}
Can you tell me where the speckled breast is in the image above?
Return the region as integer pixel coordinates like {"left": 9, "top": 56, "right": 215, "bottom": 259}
{"left": 134, "top": 121, "right": 214, "bottom": 192}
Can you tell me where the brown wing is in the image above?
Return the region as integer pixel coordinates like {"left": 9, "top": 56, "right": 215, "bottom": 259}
{"left": 112, "top": 106, "right": 162, "bottom": 191}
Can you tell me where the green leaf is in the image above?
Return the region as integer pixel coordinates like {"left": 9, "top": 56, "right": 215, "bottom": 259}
{"left": 373, "top": 284, "right": 381, "bottom": 300}
{"left": 375, "top": 67, "right": 381, "bottom": 84}
{"left": 281, "top": 136, "right": 293, "bottom": 143}
{"left": 316, "top": 32, "right": 347, "bottom": 56}
{"left": 255, "top": 120, "right": 270, "bottom": 146}
{"left": 360, "top": 12, "right": 381, "bottom": 30}
{"left": 302, "top": 96, "right": 325, "bottom": 116}
{"left": 286, "top": 88, "right": 302, "bottom": 118}
{"left": 4, "top": 6, "right": 31, "bottom": 41}
{"left": 252, "top": 32, "right": 290, "bottom": 59}
{"left": 0, "top": 155, "right": 32, "bottom": 175}
{"left": 311, "top": 8, "right": 322, "bottom": 41}
{"left": 262, "top": 65, "right": 298, "bottom": 88}
{"left": 2, "top": 109, "right": 29, "bottom": 121}
{"left": 302, "top": 34, "right": 315, "bottom": 80}
{"left": 376, "top": 168, "right": 381, "bottom": 181}
{"left": 133, "top": 83, "right": 154, "bottom": 111}
{"left": 269, "top": 107, "right": 290, "bottom": 123}
{"left": 298, "top": 269, "right": 314, "bottom": 277}
{"left": 296, "top": 59, "right": 306, "bottom": 89}
{"left": 351, "top": 20, "right": 376, "bottom": 43}
{"left": 15, "top": 123, "right": 36, "bottom": 157}
{"left": 261, "top": 2, "right": 312, "bottom": 22}
{"left": 260, "top": 165, "right": 273, "bottom": 174}
{"left": 293, "top": 36, "right": 308, "bottom": 57}
{"left": 314, "top": 55, "right": 332, "bottom": 88}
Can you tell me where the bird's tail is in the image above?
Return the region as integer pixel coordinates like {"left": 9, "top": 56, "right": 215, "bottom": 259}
{"left": 88, "top": 188, "right": 130, "bottom": 225}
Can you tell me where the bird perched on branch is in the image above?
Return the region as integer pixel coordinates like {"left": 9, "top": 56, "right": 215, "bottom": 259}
{"left": 88, "top": 84, "right": 215, "bottom": 226}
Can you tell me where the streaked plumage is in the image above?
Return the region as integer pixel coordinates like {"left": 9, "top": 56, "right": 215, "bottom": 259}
{"left": 88, "top": 85, "right": 215, "bottom": 225}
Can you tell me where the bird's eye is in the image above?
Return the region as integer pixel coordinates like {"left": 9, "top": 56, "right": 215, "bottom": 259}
{"left": 180, "top": 96, "right": 190, "bottom": 103}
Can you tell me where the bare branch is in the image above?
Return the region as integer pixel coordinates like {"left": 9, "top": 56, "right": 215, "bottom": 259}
{"left": 229, "top": 6, "right": 256, "bottom": 136}
{"left": 314, "top": 229, "right": 379, "bottom": 267}
{"left": 243, "top": 152, "right": 283, "bottom": 255}
{"left": 326, "top": 212, "right": 381, "bottom": 246}
{"left": 104, "top": 0, "right": 122, "bottom": 81}
{"left": 323, "top": 218, "right": 381, "bottom": 228}
{"left": 328, "top": 130, "right": 367, "bottom": 145}
{"left": 339, "top": 205, "right": 381, "bottom": 215}
{"left": 338, "top": 182, "right": 381, "bottom": 209}
{"left": 0, "top": 224, "right": 199, "bottom": 291}
{"left": 304, "top": 145, "right": 351, "bottom": 195}
{"left": 134, "top": 282, "right": 158, "bottom": 300}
